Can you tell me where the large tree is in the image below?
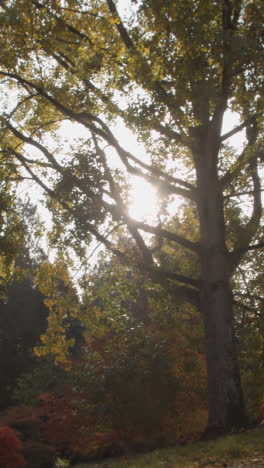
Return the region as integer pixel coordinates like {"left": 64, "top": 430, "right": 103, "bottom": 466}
{"left": 0, "top": 0, "right": 264, "bottom": 433}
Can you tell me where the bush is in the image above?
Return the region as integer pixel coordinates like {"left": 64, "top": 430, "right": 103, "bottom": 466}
{"left": 0, "top": 405, "right": 57, "bottom": 467}
{"left": 38, "top": 389, "right": 119, "bottom": 461}
{"left": 0, "top": 426, "right": 25, "bottom": 468}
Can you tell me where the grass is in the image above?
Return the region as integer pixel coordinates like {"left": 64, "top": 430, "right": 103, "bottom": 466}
{"left": 67, "top": 425, "right": 264, "bottom": 467}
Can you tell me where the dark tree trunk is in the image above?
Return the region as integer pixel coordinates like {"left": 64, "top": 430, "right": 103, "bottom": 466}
{"left": 201, "top": 279, "right": 247, "bottom": 434}
{"left": 194, "top": 138, "right": 247, "bottom": 434}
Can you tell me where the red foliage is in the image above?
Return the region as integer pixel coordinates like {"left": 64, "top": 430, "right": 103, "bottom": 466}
{"left": 258, "top": 403, "right": 264, "bottom": 422}
{"left": 38, "top": 387, "right": 85, "bottom": 451}
{"left": 38, "top": 387, "right": 117, "bottom": 459}
{"left": 0, "top": 426, "right": 26, "bottom": 468}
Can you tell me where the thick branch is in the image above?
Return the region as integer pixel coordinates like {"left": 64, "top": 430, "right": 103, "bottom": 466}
{"left": 102, "top": 199, "right": 200, "bottom": 254}
{"left": 2, "top": 150, "right": 53, "bottom": 169}
{"left": 231, "top": 0, "right": 243, "bottom": 29}
{"left": 235, "top": 290, "right": 264, "bottom": 305}
{"left": 105, "top": 0, "right": 185, "bottom": 123}
{"left": 115, "top": 150, "right": 196, "bottom": 201}
{"left": 93, "top": 135, "right": 154, "bottom": 267}
{"left": 48, "top": 46, "right": 190, "bottom": 156}
{"left": 0, "top": 71, "right": 112, "bottom": 140}
{"left": 7, "top": 137, "right": 200, "bottom": 307}
{"left": 93, "top": 140, "right": 200, "bottom": 281}
{"left": 229, "top": 162, "right": 262, "bottom": 271}
{"left": 220, "top": 114, "right": 260, "bottom": 142}
{"left": 130, "top": 219, "right": 200, "bottom": 254}
{"left": 81, "top": 113, "right": 196, "bottom": 201}
{"left": 114, "top": 144, "right": 196, "bottom": 195}
{"left": 211, "top": 0, "right": 235, "bottom": 130}
{"left": 4, "top": 120, "right": 63, "bottom": 172}
{"left": 46, "top": 48, "right": 122, "bottom": 114}
{"left": 151, "top": 119, "right": 189, "bottom": 148}
{"left": 31, "top": 0, "right": 93, "bottom": 44}
{"left": 105, "top": 0, "right": 134, "bottom": 49}
{"left": 243, "top": 241, "right": 264, "bottom": 252}
{"left": 147, "top": 265, "right": 200, "bottom": 307}
{"left": 0, "top": 71, "right": 197, "bottom": 203}
{"left": 221, "top": 119, "right": 259, "bottom": 190}
{"left": 159, "top": 270, "right": 200, "bottom": 289}
{"left": 224, "top": 189, "right": 264, "bottom": 199}
{"left": 231, "top": 241, "right": 264, "bottom": 257}
{"left": 221, "top": 147, "right": 247, "bottom": 190}
{"left": 47, "top": 43, "right": 189, "bottom": 151}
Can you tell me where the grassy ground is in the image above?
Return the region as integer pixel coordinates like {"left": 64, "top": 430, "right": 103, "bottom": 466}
{"left": 62, "top": 425, "right": 264, "bottom": 468}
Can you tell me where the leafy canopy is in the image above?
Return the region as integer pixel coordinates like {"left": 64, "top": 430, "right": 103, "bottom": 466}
{"left": 0, "top": 1, "right": 263, "bottom": 297}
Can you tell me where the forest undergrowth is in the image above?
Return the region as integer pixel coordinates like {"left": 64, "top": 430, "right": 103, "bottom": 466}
{"left": 66, "top": 426, "right": 264, "bottom": 468}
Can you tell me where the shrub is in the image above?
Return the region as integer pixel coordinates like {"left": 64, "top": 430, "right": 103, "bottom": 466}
{"left": 257, "top": 403, "right": 264, "bottom": 423}
{"left": 0, "top": 425, "right": 25, "bottom": 468}
{"left": 38, "top": 389, "right": 118, "bottom": 461}
{"left": 0, "top": 405, "right": 57, "bottom": 467}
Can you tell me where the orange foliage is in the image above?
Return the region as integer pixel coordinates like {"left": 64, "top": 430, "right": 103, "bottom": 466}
{"left": 257, "top": 403, "right": 264, "bottom": 423}
{"left": 38, "top": 388, "right": 118, "bottom": 460}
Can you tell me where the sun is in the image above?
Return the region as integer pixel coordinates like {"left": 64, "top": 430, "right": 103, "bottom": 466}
{"left": 129, "top": 176, "right": 158, "bottom": 222}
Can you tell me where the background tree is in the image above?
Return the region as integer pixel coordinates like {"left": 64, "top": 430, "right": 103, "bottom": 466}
{"left": 0, "top": 159, "right": 25, "bottom": 296}
{"left": 33, "top": 255, "right": 80, "bottom": 367}
{"left": 232, "top": 239, "right": 264, "bottom": 418}
{"left": 0, "top": 0, "right": 264, "bottom": 433}
{"left": 13, "top": 250, "right": 207, "bottom": 460}
{"left": 79, "top": 249, "right": 207, "bottom": 442}
{"left": 0, "top": 199, "right": 48, "bottom": 409}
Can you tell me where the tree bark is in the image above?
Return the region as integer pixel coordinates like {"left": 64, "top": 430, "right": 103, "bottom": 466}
{"left": 194, "top": 138, "right": 247, "bottom": 434}
{"left": 201, "top": 277, "right": 247, "bottom": 434}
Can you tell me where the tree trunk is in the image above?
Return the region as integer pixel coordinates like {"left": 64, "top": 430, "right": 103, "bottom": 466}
{"left": 201, "top": 278, "right": 247, "bottom": 434}
{"left": 194, "top": 140, "right": 247, "bottom": 434}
